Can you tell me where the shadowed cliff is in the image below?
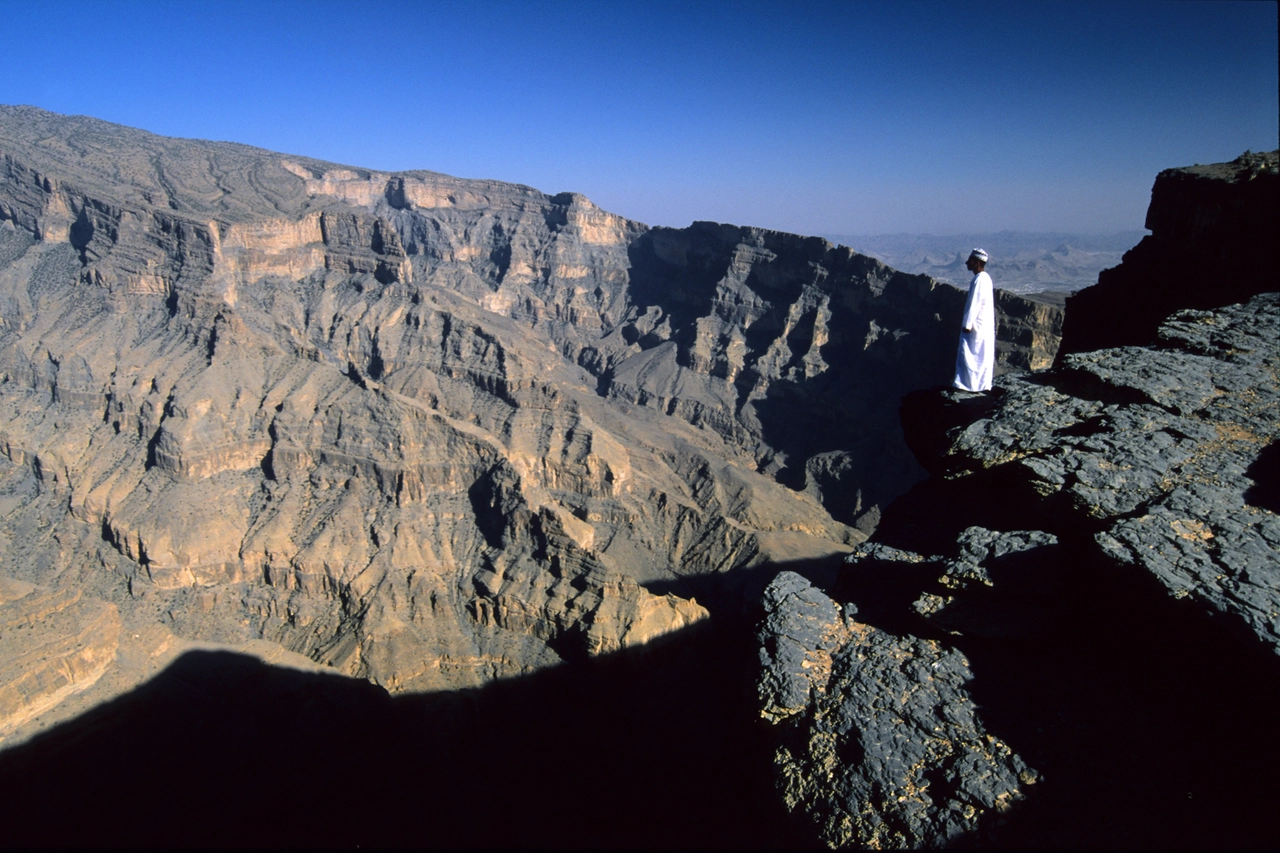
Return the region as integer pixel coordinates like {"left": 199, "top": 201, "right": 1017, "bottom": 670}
{"left": 0, "top": 104, "right": 1064, "bottom": 733}
{"left": 1, "top": 556, "right": 852, "bottom": 849}
{"left": 1058, "top": 150, "right": 1278, "bottom": 357}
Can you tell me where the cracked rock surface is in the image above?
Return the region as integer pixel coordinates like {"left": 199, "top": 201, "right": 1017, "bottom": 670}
{"left": 760, "top": 297, "right": 1280, "bottom": 847}
{"left": 758, "top": 149, "right": 1279, "bottom": 849}
{"left": 910, "top": 295, "right": 1280, "bottom": 655}
{"left": 758, "top": 571, "right": 1036, "bottom": 849}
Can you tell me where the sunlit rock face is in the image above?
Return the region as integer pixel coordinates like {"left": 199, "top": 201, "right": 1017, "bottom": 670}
{"left": 0, "top": 579, "right": 120, "bottom": 739}
{"left": 757, "top": 571, "right": 1037, "bottom": 849}
{"left": 0, "top": 106, "right": 1061, "bottom": 722}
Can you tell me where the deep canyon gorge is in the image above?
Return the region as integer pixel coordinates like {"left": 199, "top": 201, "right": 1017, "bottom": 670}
{"left": 0, "top": 106, "right": 1274, "bottom": 848}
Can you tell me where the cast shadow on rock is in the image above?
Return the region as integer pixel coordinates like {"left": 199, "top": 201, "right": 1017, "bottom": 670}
{"left": 1244, "top": 440, "right": 1280, "bottom": 514}
{"left": 746, "top": 373, "right": 940, "bottom": 530}
{"left": 7, "top": 534, "right": 1277, "bottom": 849}
{"left": 623, "top": 227, "right": 729, "bottom": 355}
{"left": 952, "top": 556, "right": 1280, "bottom": 850}
{"left": 0, "top": 556, "right": 854, "bottom": 850}
{"left": 831, "top": 493, "right": 1280, "bottom": 849}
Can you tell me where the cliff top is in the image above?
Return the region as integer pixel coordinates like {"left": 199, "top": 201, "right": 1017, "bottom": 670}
{"left": 1168, "top": 149, "right": 1278, "bottom": 182}
{"left": 0, "top": 104, "right": 562, "bottom": 223}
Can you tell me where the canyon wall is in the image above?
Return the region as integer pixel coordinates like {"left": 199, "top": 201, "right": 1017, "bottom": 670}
{"left": 0, "top": 105, "right": 1061, "bottom": 737}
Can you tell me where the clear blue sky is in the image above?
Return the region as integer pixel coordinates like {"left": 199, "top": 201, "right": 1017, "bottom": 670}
{"left": 1, "top": 0, "right": 1275, "bottom": 235}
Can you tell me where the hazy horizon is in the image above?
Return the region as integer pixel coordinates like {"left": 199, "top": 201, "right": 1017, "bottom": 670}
{"left": 822, "top": 228, "right": 1148, "bottom": 241}
{"left": 0, "top": 0, "right": 1274, "bottom": 236}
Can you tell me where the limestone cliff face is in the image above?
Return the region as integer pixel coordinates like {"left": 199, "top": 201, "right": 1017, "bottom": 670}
{"left": 0, "top": 106, "right": 1060, "bottom": 726}
{"left": 0, "top": 579, "right": 119, "bottom": 739}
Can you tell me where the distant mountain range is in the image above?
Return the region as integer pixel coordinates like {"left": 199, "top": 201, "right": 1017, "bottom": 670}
{"left": 823, "top": 231, "right": 1148, "bottom": 294}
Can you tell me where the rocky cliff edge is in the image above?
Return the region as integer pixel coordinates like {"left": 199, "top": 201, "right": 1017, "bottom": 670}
{"left": 757, "top": 151, "right": 1280, "bottom": 848}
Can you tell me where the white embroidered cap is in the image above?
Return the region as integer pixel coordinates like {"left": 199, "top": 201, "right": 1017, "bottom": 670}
{"left": 970, "top": 248, "right": 989, "bottom": 263}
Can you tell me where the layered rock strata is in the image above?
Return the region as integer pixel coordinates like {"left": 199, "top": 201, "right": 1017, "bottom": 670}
{"left": 0, "top": 578, "right": 120, "bottom": 738}
{"left": 0, "top": 105, "right": 1062, "bottom": 728}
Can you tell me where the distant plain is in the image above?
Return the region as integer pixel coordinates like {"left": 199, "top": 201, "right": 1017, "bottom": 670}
{"left": 825, "top": 231, "right": 1148, "bottom": 293}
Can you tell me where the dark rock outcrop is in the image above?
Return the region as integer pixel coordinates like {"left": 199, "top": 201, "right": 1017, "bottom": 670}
{"left": 758, "top": 151, "right": 1280, "bottom": 848}
{"left": 761, "top": 292, "right": 1280, "bottom": 848}
{"left": 902, "top": 294, "right": 1280, "bottom": 654}
{"left": 1058, "top": 150, "right": 1278, "bottom": 357}
{"left": 757, "top": 571, "right": 1036, "bottom": 849}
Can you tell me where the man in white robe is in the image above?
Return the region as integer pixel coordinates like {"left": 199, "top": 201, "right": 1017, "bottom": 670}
{"left": 953, "top": 248, "right": 995, "bottom": 392}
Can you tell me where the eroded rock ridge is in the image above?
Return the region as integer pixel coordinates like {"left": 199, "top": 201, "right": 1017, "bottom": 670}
{"left": 0, "top": 105, "right": 1063, "bottom": 729}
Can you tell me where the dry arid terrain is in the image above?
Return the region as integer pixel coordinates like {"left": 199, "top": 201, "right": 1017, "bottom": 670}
{"left": 4, "top": 106, "right": 1273, "bottom": 849}
{"left": 0, "top": 105, "right": 1062, "bottom": 744}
